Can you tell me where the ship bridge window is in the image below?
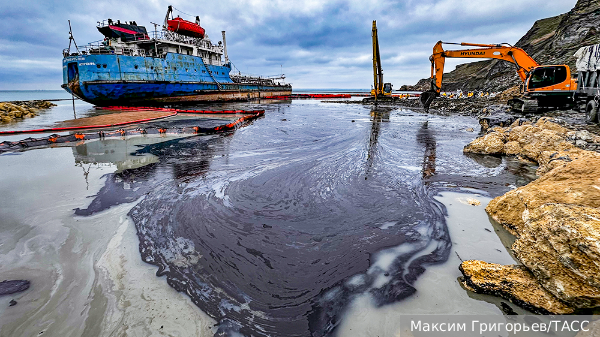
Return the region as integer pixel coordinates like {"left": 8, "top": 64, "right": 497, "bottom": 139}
{"left": 97, "top": 64, "right": 101, "bottom": 68}
{"left": 134, "top": 65, "right": 138, "bottom": 69}
{"left": 103, "top": 64, "right": 107, "bottom": 68}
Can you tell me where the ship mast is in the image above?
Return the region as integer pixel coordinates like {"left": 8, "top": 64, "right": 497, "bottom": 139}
{"left": 164, "top": 5, "right": 173, "bottom": 28}
{"left": 222, "top": 31, "right": 229, "bottom": 63}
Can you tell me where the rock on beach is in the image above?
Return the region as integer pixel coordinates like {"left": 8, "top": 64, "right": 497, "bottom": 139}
{"left": 459, "top": 260, "right": 574, "bottom": 315}
{"left": 0, "top": 100, "right": 56, "bottom": 123}
{"left": 0, "top": 280, "right": 30, "bottom": 295}
{"left": 460, "top": 116, "right": 600, "bottom": 314}
{"left": 514, "top": 204, "right": 600, "bottom": 308}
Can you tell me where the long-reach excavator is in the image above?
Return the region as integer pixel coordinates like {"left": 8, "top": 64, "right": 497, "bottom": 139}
{"left": 420, "top": 41, "right": 577, "bottom": 112}
{"left": 365, "top": 20, "right": 394, "bottom": 102}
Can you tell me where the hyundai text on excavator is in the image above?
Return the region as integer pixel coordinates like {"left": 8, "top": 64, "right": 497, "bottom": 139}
{"left": 364, "top": 20, "right": 394, "bottom": 103}
{"left": 420, "top": 41, "right": 577, "bottom": 113}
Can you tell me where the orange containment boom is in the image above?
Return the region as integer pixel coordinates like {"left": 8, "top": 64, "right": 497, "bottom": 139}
{"left": 0, "top": 108, "right": 264, "bottom": 135}
{"left": 262, "top": 94, "right": 351, "bottom": 100}
{"left": 0, "top": 109, "right": 265, "bottom": 153}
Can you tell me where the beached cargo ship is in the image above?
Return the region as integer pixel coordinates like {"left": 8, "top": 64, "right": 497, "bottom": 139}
{"left": 61, "top": 6, "right": 291, "bottom": 105}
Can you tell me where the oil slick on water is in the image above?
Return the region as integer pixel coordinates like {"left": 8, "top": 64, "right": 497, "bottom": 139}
{"left": 0, "top": 98, "right": 537, "bottom": 336}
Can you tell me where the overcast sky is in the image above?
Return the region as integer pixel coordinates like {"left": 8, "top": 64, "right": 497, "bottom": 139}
{"left": 0, "top": 0, "right": 576, "bottom": 90}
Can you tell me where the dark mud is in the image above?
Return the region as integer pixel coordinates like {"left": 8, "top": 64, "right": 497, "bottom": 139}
{"left": 0, "top": 280, "right": 30, "bottom": 296}
{"left": 77, "top": 101, "right": 535, "bottom": 336}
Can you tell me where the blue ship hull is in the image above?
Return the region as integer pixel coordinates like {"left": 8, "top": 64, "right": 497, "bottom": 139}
{"left": 62, "top": 53, "right": 291, "bottom": 105}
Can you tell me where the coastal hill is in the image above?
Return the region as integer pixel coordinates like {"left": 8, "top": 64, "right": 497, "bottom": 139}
{"left": 407, "top": 0, "right": 600, "bottom": 92}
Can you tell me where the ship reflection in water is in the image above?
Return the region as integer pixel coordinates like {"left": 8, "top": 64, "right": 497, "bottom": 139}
{"left": 74, "top": 103, "right": 509, "bottom": 336}
{"left": 73, "top": 137, "right": 162, "bottom": 173}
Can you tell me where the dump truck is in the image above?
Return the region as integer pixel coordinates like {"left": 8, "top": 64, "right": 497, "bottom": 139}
{"left": 573, "top": 43, "right": 600, "bottom": 123}
{"left": 421, "top": 41, "right": 577, "bottom": 113}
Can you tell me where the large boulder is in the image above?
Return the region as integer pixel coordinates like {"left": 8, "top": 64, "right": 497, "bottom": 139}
{"left": 486, "top": 155, "right": 600, "bottom": 236}
{"left": 536, "top": 148, "right": 600, "bottom": 176}
{"left": 462, "top": 130, "right": 507, "bottom": 154}
{"left": 464, "top": 118, "right": 575, "bottom": 162}
{"left": 459, "top": 260, "right": 574, "bottom": 314}
{"left": 514, "top": 204, "right": 600, "bottom": 308}
{"left": 508, "top": 126, "right": 573, "bottom": 162}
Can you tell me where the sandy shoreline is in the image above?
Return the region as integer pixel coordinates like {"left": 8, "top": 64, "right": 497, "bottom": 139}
{"left": 0, "top": 146, "right": 215, "bottom": 337}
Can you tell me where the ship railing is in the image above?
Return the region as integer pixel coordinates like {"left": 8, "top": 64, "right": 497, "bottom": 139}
{"left": 97, "top": 19, "right": 117, "bottom": 28}
{"left": 230, "top": 75, "right": 286, "bottom": 86}
{"left": 63, "top": 40, "right": 147, "bottom": 57}
{"left": 97, "top": 19, "right": 146, "bottom": 30}
{"left": 153, "top": 30, "right": 220, "bottom": 51}
{"left": 162, "top": 30, "right": 198, "bottom": 45}
{"left": 152, "top": 30, "right": 195, "bottom": 44}
{"left": 151, "top": 30, "right": 167, "bottom": 40}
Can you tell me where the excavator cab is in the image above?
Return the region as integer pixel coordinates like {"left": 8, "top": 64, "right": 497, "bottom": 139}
{"left": 520, "top": 65, "right": 576, "bottom": 110}
{"left": 371, "top": 83, "right": 393, "bottom": 97}
{"left": 526, "top": 65, "right": 568, "bottom": 90}
{"left": 383, "top": 82, "right": 393, "bottom": 95}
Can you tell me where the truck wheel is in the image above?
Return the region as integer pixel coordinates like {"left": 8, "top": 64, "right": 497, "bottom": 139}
{"left": 586, "top": 100, "right": 598, "bottom": 123}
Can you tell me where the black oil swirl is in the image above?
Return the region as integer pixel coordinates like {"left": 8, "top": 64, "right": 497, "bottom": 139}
{"left": 76, "top": 102, "right": 534, "bottom": 336}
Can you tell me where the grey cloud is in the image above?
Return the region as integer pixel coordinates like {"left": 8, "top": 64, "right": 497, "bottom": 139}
{"left": 0, "top": 0, "right": 577, "bottom": 89}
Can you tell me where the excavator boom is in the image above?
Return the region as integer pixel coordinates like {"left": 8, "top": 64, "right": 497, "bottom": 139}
{"left": 366, "top": 20, "right": 393, "bottom": 102}
{"left": 429, "top": 41, "right": 538, "bottom": 93}
{"left": 372, "top": 20, "right": 383, "bottom": 97}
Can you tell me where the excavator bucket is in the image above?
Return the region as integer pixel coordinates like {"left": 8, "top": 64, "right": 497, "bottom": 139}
{"left": 420, "top": 90, "right": 437, "bottom": 111}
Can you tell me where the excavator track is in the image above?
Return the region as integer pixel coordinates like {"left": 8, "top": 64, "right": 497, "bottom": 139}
{"left": 508, "top": 97, "right": 538, "bottom": 113}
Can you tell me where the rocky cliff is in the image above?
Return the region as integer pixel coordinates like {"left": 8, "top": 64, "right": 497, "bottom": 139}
{"left": 410, "top": 0, "right": 600, "bottom": 92}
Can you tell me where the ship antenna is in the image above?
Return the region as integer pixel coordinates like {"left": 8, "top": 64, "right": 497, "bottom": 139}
{"left": 67, "top": 20, "right": 80, "bottom": 54}
{"left": 150, "top": 22, "right": 161, "bottom": 37}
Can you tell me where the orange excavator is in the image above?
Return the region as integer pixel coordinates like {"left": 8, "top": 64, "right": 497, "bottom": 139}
{"left": 420, "top": 41, "right": 577, "bottom": 112}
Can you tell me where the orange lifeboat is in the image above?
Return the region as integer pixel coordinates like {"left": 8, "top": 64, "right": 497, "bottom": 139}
{"left": 167, "top": 17, "right": 205, "bottom": 38}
